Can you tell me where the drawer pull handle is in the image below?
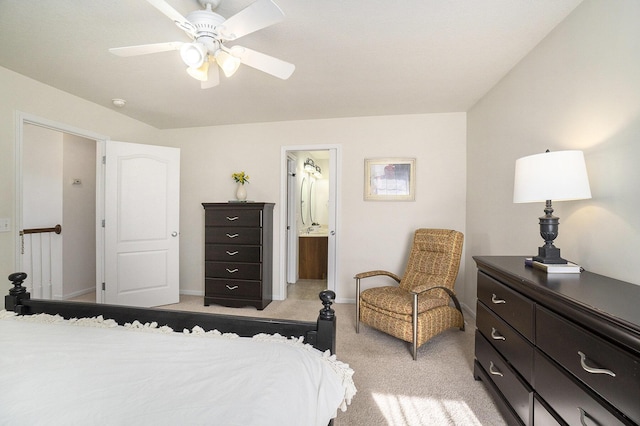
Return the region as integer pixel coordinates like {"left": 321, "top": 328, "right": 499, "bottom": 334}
{"left": 226, "top": 233, "right": 239, "bottom": 239}
{"left": 490, "top": 327, "right": 506, "bottom": 341}
{"left": 578, "top": 407, "right": 600, "bottom": 426}
{"left": 488, "top": 361, "right": 503, "bottom": 377}
{"left": 226, "top": 285, "right": 239, "bottom": 290}
{"left": 226, "top": 251, "right": 239, "bottom": 256}
{"left": 226, "top": 268, "right": 239, "bottom": 273}
{"left": 226, "top": 216, "right": 239, "bottom": 221}
{"left": 578, "top": 351, "right": 616, "bottom": 377}
{"left": 491, "top": 294, "right": 506, "bottom": 304}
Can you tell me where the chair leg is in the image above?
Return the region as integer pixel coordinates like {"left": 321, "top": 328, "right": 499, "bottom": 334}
{"left": 412, "top": 292, "right": 418, "bottom": 360}
{"left": 355, "top": 277, "right": 361, "bottom": 333}
{"left": 449, "top": 292, "right": 465, "bottom": 331}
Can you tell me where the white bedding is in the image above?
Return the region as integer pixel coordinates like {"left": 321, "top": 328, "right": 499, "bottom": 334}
{"left": 0, "top": 310, "right": 355, "bottom": 426}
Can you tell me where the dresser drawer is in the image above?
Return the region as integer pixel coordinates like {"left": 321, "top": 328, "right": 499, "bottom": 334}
{"left": 206, "top": 262, "right": 261, "bottom": 280}
{"left": 205, "top": 227, "right": 262, "bottom": 245}
{"left": 475, "top": 331, "right": 532, "bottom": 425}
{"left": 535, "top": 350, "right": 630, "bottom": 426}
{"left": 477, "top": 301, "right": 534, "bottom": 383}
{"left": 205, "top": 208, "right": 263, "bottom": 227}
{"left": 533, "top": 396, "right": 562, "bottom": 426}
{"left": 536, "top": 307, "right": 640, "bottom": 424}
{"left": 477, "top": 271, "right": 535, "bottom": 342}
{"left": 205, "top": 244, "right": 261, "bottom": 262}
{"left": 205, "top": 279, "right": 261, "bottom": 299}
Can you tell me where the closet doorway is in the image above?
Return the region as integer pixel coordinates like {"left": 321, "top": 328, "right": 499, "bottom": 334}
{"left": 15, "top": 114, "right": 103, "bottom": 301}
{"left": 15, "top": 113, "right": 180, "bottom": 307}
{"left": 279, "top": 145, "right": 340, "bottom": 301}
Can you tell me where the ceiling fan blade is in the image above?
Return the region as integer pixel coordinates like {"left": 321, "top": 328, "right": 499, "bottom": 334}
{"left": 201, "top": 62, "right": 220, "bottom": 89}
{"left": 145, "top": 0, "right": 196, "bottom": 36}
{"left": 219, "top": 0, "right": 285, "bottom": 41}
{"left": 109, "top": 42, "right": 184, "bottom": 57}
{"left": 232, "top": 46, "right": 294, "bottom": 80}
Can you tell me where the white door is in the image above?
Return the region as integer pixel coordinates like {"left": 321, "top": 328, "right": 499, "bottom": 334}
{"left": 103, "top": 141, "right": 180, "bottom": 307}
{"left": 326, "top": 148, "right": 338, "bottom": 292}
{"left": 286, "top": 155, "right": 298, "bottom": 284}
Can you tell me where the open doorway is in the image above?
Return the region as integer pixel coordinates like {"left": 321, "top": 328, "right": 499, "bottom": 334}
{"left": 279, "top": 145, "right": 340, "bottom": 301}
{"left": 15, "top": 113, "right": 181, "bottom": 308}
{"left": 16, "top": 114, "right": 104, "bottom": 300}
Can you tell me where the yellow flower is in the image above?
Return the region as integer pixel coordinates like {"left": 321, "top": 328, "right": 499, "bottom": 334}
{"left": 232, "top": 171, "right": 250, "bottom": 185}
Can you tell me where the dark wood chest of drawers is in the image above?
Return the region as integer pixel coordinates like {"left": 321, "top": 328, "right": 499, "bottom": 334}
{"left": 202, "top": 203, "right": 274, "bottom": 310}
{"left": 474, "top": 256, "right": 640, "bottom": 426}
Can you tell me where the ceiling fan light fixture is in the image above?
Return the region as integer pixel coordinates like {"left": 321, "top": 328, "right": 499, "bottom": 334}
{"left": 186, "top": 60, "right": 210, "bottom": 82}
{"left": 180, "top": 42, "right": 207, "bottom": 68}
{"left": 215, "top": 49, "right": 241, "bottom": 77}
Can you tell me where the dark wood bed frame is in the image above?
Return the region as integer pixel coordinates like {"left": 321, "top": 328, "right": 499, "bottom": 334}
{"left": 5, "top": 272, "right": 337, "bottom": 354}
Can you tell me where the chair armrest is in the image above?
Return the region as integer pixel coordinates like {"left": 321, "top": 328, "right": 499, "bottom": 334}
{"left": 354, "top": 270, "right": 401, "bottom": 283}
{"left": 411, "top": 285, "right": 454, "bottom": 296}
{"left": 411, "top": 286, "right": 465, "bottom": 331}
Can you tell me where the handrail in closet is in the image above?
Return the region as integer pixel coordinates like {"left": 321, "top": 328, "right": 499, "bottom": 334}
{"left": 20, "top": 224, "right": 62, "bottom": 235}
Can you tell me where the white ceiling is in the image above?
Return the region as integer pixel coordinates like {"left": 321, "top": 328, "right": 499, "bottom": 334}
{"left": 0, "top": 0, "right": 582, "bottom": 130}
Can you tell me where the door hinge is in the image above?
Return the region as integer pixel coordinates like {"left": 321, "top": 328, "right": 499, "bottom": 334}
{"left": 102, "top": 156, "right": 106, "bottom": 165}
{"left": 102, "top": 282, "right": 105, "bottom": 291}
{"left": 102, "top": 219, "right": 105, "bottom": 227}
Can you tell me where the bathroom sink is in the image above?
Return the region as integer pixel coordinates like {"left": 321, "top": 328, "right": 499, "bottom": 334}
{"left": 299, "top": 227, "right": 328, "bottom": 237}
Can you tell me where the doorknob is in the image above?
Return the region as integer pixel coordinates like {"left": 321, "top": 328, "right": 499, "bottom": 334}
{"left": 171, "top": 231, "right": 178, "bottom": 237}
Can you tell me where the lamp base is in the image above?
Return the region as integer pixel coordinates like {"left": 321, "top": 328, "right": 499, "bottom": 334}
{"left": 533, "top": 245, "right": 568, "bottom": 264}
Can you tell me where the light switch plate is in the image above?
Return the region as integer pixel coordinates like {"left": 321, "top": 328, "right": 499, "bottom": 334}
{"left": 0, "top": 218, "right": 10, "bottom": 232}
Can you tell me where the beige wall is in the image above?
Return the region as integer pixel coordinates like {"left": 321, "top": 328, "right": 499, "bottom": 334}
{"left": 6, "top": 0, "right": 635, "bottom": 313}
{"left": 0, "top": 67, "right": 159, "bottom": 295}
{"left": 62, "top": 134, "right": 96, "bottom": 298}
{"left": 465, "top": 0, "right": 640, "bottom": 311}
{"left": 158, "top": 113, "right": 467, "bottom": 303}
{"left": 1, "top": 66, "right": 467, "bottom": 303}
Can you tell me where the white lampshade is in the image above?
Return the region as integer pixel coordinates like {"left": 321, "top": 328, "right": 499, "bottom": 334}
{"left": 186, "top": 61, "right": 209, "bottom": 82}
{"left": 513, "top": 150, "right": 591, "bottom": 203}
{"left": 180, "top": 42, "right": 207, "bottom": 69}
{"left": 214, "top": 50, "right": 241, "bottom": 77}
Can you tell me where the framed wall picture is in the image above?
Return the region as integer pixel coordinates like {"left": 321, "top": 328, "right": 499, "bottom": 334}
{"left": 364, "top": 158, "right": 416, "bottom": 201}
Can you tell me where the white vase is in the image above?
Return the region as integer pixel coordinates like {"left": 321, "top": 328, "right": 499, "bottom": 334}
{"left": 235, "top": 183, "right": 247, "bottom": 201}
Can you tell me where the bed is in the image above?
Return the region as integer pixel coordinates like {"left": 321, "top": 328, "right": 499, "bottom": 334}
{"left": 2, "top": 272, "right": 355, "bottom": 425}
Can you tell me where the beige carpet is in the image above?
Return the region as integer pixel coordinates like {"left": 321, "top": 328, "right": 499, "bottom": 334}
{"left": 159, "top": 296, "right": 507, "bottom": 426}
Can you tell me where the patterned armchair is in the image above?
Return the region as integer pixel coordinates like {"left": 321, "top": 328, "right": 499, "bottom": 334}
{"left": 355, "top": 229, "right": 465, "bottom": 360}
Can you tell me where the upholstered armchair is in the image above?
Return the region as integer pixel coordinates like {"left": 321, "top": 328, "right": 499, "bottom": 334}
{"left": 355, "top": 229, "right": 465, "bottom": 360}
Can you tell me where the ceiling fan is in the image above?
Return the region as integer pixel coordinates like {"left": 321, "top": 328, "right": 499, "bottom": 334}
{"left": 109, "top": 0, "right": 295, "bottom": 88}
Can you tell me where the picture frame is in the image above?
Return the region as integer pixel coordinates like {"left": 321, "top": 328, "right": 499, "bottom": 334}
{"left": 364, "top": 158, "right": 416, "bottom": 201}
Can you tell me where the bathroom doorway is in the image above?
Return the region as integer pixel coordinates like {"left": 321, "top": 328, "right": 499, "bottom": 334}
{"left": 279, "top": 145, "right": 340, "bottom": 301}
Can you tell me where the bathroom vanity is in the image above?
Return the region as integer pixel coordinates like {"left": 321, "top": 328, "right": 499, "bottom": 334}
{"left": 298, "top": 233, "right": 328, "bottom": 279}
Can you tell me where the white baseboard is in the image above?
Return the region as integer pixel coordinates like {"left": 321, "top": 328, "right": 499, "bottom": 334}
{"left": 461, "top": 302, "right": 476, "bottom": 321}
{"left": 180, "top": 289, "right": 204, "bottom": 296}
{"left": 62, "top": 288, "right": 94, "bottom": 300}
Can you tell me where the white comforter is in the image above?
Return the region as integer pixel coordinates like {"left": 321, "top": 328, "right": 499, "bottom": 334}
{"left": 0, "top": 311, "right": 355, "bottom": 426}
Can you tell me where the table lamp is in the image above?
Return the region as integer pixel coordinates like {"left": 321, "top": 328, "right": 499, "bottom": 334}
{"left": 513, "top": 150, "right": 591, "bottom": 264}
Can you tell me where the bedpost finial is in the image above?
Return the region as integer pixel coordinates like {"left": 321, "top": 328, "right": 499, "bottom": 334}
{"left": 319, "top": 290, "right": 336, "bottom": 320}
{"left": 8, "top": 272, "right": 28, "bottom": 295}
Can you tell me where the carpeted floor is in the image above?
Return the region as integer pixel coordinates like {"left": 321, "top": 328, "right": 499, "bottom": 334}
{"left": 71, "top": 285, "right": 506, "bottom": 425}
{"left": 155, "top": 295, "right": 508, "bottom": 426}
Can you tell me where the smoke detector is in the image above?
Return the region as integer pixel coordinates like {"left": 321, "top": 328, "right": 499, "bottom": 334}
{"left": 112, "top": 98, "right": 127, "bottom": 108}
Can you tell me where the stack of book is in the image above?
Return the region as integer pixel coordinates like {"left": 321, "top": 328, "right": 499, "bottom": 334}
{"left": 526, "top": 258, "right": 583, "bottom": 273}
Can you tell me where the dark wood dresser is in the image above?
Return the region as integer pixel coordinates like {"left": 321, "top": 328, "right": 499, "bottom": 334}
{"left": 202, "top": 202, "right": 274, "bottom": 310}
{"left": 473, "top": 256, "right": 640, "bottom": 426}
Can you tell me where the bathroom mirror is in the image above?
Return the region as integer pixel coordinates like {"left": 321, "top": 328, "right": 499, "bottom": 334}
{"left": 300, "top": 177, "right": 309, "bottom": 225}
{"left": 309, "top": 179, "right": 316, "bottom": 225}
